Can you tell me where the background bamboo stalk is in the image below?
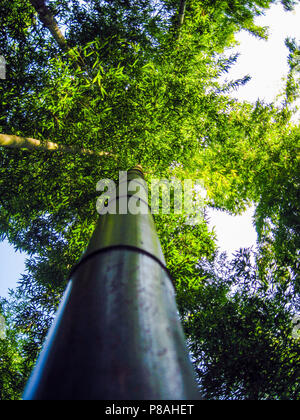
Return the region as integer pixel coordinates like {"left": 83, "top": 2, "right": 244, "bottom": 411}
{"left": 0, "top": 134, "right": 114, "bottom": 158}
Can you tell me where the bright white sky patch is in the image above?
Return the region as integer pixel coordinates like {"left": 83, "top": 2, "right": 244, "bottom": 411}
{"left": 207, "top": 206, "right": 257, "bottom": 257}
{"left": 223, "top": 2, "right": 300, "bottom": 104}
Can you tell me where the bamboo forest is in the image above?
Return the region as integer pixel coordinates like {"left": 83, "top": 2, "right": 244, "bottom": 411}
{"left": 0, "top": 0, "right": 299, "bottom": 400}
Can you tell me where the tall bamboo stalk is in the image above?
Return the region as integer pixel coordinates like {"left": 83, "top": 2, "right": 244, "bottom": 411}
{"left": 23, "top": 166, "right": 200, "bottom": 400}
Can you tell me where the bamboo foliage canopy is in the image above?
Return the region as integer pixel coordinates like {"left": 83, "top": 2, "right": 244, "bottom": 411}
{"left": 0, "top": 0, "right": 299, "bottom": 401}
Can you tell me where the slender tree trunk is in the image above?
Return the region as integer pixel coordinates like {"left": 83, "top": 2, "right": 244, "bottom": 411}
{"left": 30, "top": 0, "right": 69, "bottom": 52}
{"left": 0, "top": 134, "right": 114, "bottom": 158}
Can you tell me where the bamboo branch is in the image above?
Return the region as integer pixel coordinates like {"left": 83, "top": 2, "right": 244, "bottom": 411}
{"left": 0, "top": 134, "right": 114, "bottom": 158}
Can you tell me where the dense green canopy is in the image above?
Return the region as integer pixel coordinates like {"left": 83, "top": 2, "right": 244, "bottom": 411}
{"left": 0, "top": 0, "right": 299, "bottom": 399}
